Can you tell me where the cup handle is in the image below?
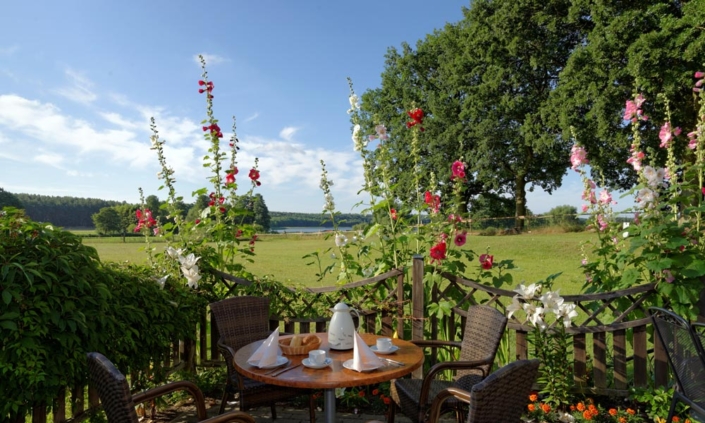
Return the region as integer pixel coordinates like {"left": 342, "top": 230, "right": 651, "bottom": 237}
{"left": 350, "top": 308, "right": 361, "bottom": 331}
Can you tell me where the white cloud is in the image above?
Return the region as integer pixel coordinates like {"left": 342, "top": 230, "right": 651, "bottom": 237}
{"left": 34, "top": 152, "right": 65, "bottom": 167}
{"left": 244, "top": 112, "right": 259, "bottom": 123}
{"left": 193, "top": 53, "right": 228, "bottom": 67}
{"left": 279, "top": 126, "right": 299, "bottom": 141}
{"left": 53, "top": 68, "right": 97, "bottom": 104}
{"left": 99, "top": 111, "right": 142, "bottom": 130}
{"left": 0, "top": 45, "right": 19, "bottom": 56}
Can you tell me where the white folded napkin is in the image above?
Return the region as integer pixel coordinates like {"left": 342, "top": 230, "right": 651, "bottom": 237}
{"left": 351, "top": 332, "right": 385, "bottom": 371}
{"left": 247, "top": 330, "right": 282, "bottom": 368}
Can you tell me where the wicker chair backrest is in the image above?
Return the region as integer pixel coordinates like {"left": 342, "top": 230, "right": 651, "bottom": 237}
{"left": 86, "top": 352, "right": 139, "bottom": 423}
{"left": 210, "top": 296, "right": 272, "bottom": 350}
{"left": 456, "top": 305, "right": 508, "bottom": 380}
{"left": 466, "top": 359, "right": 540, "bottom": 423}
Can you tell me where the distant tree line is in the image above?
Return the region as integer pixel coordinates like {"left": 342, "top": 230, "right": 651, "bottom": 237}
{"left": 270, "top": 212, "right": 373, "bottom": 228}
{"left": 13, "top": 193, "right": 125, "bottom": 228}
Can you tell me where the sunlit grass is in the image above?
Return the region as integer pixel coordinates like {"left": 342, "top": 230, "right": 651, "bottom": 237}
{"left": 81, "top": 231, "right": 595, "bottom": 292}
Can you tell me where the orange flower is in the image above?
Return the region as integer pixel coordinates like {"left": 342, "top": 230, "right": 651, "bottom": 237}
{"left": 619, "top": 418, "right": 627, "bottom": 423}
{"left": 609, "top": 408, "right": 618, "bottom": 416}
{"left": 541, "top": 403, "right": 551, "bottom": 413}
{"left": 583, "top": 410, "right": 593, "bottom": 420}
{"left": 627, "top": 408, "right": 635, "bottom": 416}
{"left": 529, "top": 393, "right": 538, "bottom": 402}
{"left": 528, "top": 404, "right": 536, "bottom": 412}
{"left": 372, "top": 389, "right": 380, "bottom": 396}
{"left": 588, "top": 405, "right": 599, "bottom": 417}
{"left": 382, "top": 396, "right": 391, "bottom": 405}
{"left": 686, "top": 419, "right": 691, "bottom": 423}
{"left": 570, "top": 405, "right": 576, "bottom": 412}
{"left": 358, "top": 390, "right": 365, "bottom": 397}
{"left": 673, "top": 417, "right": 681, "bottom": 422}
{"left": 577, "top": 402, "right": 586, "bottom": 412}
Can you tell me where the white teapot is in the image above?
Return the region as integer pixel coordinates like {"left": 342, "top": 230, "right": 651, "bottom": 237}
{"left": 327, "top": 303, "right": 360, "bottom": 350}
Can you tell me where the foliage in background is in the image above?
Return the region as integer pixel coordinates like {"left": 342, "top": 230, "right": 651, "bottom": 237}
{"left": 0, "top": 208, "right": 199, "bottom": 421}
{"left": 0, "top": 188, "right": 23, "bottom": 209}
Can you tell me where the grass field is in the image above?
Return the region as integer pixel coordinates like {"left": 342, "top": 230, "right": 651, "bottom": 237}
{"left": 82, "top": 231, "right": 595, "bottom": 293}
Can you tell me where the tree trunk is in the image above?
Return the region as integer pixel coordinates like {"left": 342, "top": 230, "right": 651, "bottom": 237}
{"left": 515, "top": 174, "right": 527, "bottom": 231}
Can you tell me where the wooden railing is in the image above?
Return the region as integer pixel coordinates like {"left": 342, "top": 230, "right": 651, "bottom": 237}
{"left": 29, "top": 256, "right": 674, "bottom": 421}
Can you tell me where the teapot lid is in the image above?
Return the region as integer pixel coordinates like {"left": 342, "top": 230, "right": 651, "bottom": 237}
{"left": 331, "top": 302, "right": 350, "bottom": 311}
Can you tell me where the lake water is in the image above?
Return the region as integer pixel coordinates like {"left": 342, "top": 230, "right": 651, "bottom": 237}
{"left": 272, "top": 226, "right": 353, "bottom": 233}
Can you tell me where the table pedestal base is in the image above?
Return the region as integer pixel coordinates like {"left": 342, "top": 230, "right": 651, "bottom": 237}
{"left": 324, "top": 388, "right": 336, "bottom": 423}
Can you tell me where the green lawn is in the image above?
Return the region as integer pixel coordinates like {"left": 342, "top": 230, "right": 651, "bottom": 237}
{"left": 82, "top": 231, "right": 595, "bottom": 292}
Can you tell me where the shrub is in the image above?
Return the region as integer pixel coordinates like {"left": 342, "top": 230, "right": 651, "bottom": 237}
{"left": 478, "top": 226, "right": 498, "bottom": 236}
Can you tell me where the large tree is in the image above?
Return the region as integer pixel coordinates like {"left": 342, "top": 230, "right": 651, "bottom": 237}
{"left": 358, "top": 0, "right": 585, "bottom": 229}
{"left": 92, "top": 207, "right": 122, "bottom": 236}
{"left": 234, "top": 194, "right": 271, "bottom": 232}
{"left": 0, "top": 188, "right": 23, "bottom": 210}
{"left": 552, "top": 1, "right": 705, "bottom": 189}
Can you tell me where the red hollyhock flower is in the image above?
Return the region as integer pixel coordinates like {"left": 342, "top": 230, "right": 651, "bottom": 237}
{"left": 134, "top": 209, "right": 157, "bottom": 232}
{"left": 451, "top": 160, "right": 466, "bottom": 180}
{"left": 479, "top": 254, "right": 494, "bottom": 270}
{"left": 424, "top": 191, "right": 432, "bottom": 204}
{"left": 225, "top": 172, "right": 236, "bottom": 185}
{"left": 219, "top": 206, "right": 226, "bottom": 213}
{"left": 429, "top": 241, "right": 447, "bottom": 264}
{"left": 454, "top": 231, "right": 467, "bottom": 247}
{"left": 390, "top": 208, "right": 398, "bottom": 220}
{"left": 249, "top": 169, "right": 260, "bottom": 181}
{"left": 236, "top": 229, "right": 243, "bottom": 237}
{"left": 406, "top": 108, "right": 425, "bottom": 131}
{"left": 195, "top": 219, "right": 201, "bottom": 224}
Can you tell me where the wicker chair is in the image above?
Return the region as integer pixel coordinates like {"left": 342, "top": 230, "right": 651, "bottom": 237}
{"left": 427, "top": 359, "right": 540, "bottom": 423}
{"left": 86, "top": 352, "right": 255, "bottom": 423}
{"left": 649, "top": 307, "right": 705, "bottom": 423}
{"left": 388, "top": 305, "right": 508, "bottom": 423}
{"left": 210, "top": 296, "right": 315, "bottom": 421}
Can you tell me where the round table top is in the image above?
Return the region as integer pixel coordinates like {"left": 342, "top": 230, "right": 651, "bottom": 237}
{"left": 233, "top": 333, "right": 424, "bottom": 389}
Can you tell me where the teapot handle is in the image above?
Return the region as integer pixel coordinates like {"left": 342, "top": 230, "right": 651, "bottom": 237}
{"left": 350, "top": 308, "right": 361, "bottom": 331}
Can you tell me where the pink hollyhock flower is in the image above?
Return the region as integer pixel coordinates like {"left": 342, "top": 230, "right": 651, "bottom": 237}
{"left": 581, "top": 258, "right": 588, "bottom": 266}
{"left": 663, "top": 269, "right": 675, "bottom": 283}
{"left": 623, "top": 100, "right": 638, "bottom": 121}
{"left": 695, "top": 71, "right": 705, "bottom": 79}
{"left": 429, "top": 241, "right": 447, "bottom": 264}
{"left": 597, "top": 214, "right": 608, "bottom": 231}
{"left": 390, "top": 208, "right": 398, "bottom": 220}
{"left": 702, "top": 187, "right": 705, "bottom": 196}
{"left": 406, "top": 108, "right": 425, "bottom": 131}
{"left": 570, "top": 145, "right": 589, "bottom": 170}
{"left": 454, "top": 231, "right": 467, "bottom": 247}
{"left": 479, "top": 254, "right": 494, "bottom": 270}
{"left": 658, "top": 122, "right": 681, "bottom": 148}
{"left": 581, "top": 204, "right": 589, "bottom": 213}
{"left": 451, "top": 160, "right": 466, "bottom": 180}
{"left": 368, "top": 124, "right": 389, "bottom": 142}
{"left": 599, "top": 190, "right": 614, "bottom": 205}
{"left": 249, "top": 169, "right": 260, "bottom": 181}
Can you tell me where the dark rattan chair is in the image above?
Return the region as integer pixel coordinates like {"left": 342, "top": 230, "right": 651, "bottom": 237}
{"left": 210, "top": 296, "right": 315, "bottom": 422}
{"left": 649, "top": 307, "right": 705, "bottom": 423}
{"left": 388, "top": 305, "right": 508, "bottom": 423}
{"left": 427, "top": 359, "right": 540, "bottom": 423}
{"left": 86, "top": 352, "right": 255, "bottom": 423}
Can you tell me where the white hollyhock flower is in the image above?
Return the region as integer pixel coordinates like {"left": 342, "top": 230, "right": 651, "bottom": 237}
{"left": 335, "top": 233, "right": 348, "bottom": 247}
{"left": 182, "top": 265, "right": 202, "bottom": 289}
{"left": 178, "top": 253, "right": 200, "bottom": 269}
{"left": 347, "top": 94, "right": 360, "bottom": 113}
{"left": 514, "top": 283, "right": 539, "bottom": 300}
{"left": 166, "top": 246, "right": 184, "bottom": 259}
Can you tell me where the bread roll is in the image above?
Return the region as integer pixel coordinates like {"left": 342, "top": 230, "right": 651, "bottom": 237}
{"left": 302, "top": 335, "right": 317, "bottom": 345}
{"left": 290, "top": 335, "right": 302, "bottom": 347}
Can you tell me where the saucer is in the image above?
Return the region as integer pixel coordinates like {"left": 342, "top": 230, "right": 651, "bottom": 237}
{"left": 342, "top": 359, "right": 381, "bottom": 372}
{"left": 371, "top": 345, "right": 399, "bottom": 355}
{"left": 302, "top": 357, "right": 332, "bottom": 369}
{"left": 256, "top": 356, "right": 288, "bottom": 369}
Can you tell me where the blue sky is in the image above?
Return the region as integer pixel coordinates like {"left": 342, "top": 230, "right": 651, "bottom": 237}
{"left": 0, "top": 1, "right": 631, "bottom": 214}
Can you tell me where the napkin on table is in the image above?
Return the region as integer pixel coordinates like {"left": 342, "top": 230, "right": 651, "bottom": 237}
{"left": 351, "top": 332, "right": 385, "bottom": 371}
{"left": 247, "top": 330, "right": 282, "bottom": 368}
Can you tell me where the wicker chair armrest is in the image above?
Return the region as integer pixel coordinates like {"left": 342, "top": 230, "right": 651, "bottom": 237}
{"left": 428, "top": 388, "right": 471, "bottom": 423}
{"left": 200, "top": 411, "right": 257, "bottom": 423}
{"left": 418, "top": 358, "right": 491, "bottom": 407}
{"left": 217, "top": 340, "right": 248, "bottom": 390}
{"left": 412, "top": 339, "right": 462, "bottom": 350}
{"left": 132, "top": 380, "right": 208, "bottom": 420}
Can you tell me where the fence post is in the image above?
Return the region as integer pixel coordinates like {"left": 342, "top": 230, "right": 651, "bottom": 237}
{"left": 412, "top": 255, "right": 424, "bottom": 379}
{"left": 396, "top": 271, "right": 404, "bottom": 338}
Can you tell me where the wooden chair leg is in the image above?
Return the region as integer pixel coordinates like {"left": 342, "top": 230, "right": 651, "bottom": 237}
{"left": 218, "top": 389, "right": 230, "bottom": 414}
{"left": 309, "top": 394, "right": 316, "bottom": 423}
{"left": 271, "top": 402, "right": 277, "bottom": 420}
{"left": 386, "top": 402, "right": 395, "bottom": 423}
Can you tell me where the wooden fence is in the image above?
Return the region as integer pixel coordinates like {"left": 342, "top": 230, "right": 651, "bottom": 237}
{"left": 30, "top": 257, "right": 673, "bottom": 422}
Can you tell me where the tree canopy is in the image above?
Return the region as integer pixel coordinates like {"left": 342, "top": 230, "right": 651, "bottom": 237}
{"left": 0, "top": 188, "right": 23, "bottom": 210}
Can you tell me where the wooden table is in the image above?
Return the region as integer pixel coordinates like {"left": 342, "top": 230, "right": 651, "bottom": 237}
{"left": 234, "top": 332, "right": 424, "bottom": 423}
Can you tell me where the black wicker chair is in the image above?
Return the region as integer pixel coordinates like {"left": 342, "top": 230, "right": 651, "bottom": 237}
{"left": 210, "top": 296, "right": 315, "bottom": 422}
{"left": 86, "top": 352, "right": 255, "bottom": 423}
{"left": 428, "top": 359, "right": 540, "bottom": 423}
{"left": 649, "top": 307, "right": 705, "bottom": 423}
{"left": 388, "top": 305, "right": 508, "bottom": 423}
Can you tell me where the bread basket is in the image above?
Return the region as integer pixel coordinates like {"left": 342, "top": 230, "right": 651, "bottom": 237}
{"left": 279, "top": 334, "right": 322, "bottom": 355}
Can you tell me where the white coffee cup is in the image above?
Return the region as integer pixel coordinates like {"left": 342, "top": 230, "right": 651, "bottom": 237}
{"left": 376, "top": 337, "right": 393, "bottom": 352}
{"left": 309, "top": 349, "right": 327, "bottom": 365}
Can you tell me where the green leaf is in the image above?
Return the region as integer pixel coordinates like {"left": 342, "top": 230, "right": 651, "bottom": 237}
{"left": 2, "top": 290, "right": 11, "bottom": 305}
